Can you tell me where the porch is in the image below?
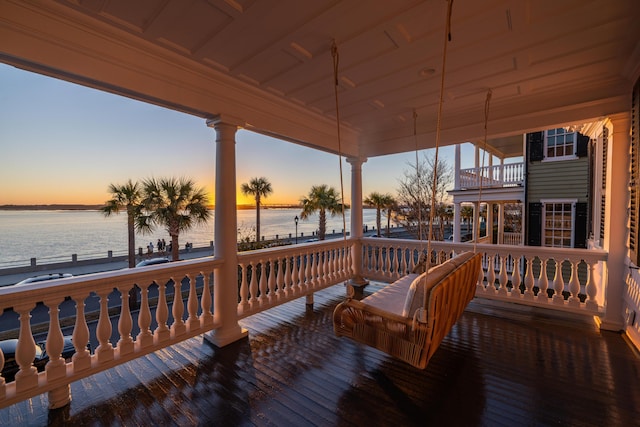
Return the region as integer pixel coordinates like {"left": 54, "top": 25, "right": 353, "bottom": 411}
{"left": 1, "top": 278, "right": 638, "bottom": 426}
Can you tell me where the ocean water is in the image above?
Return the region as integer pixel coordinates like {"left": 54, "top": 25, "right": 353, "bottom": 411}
{"left": 0, "top": 209, "right": 379, "bottom": 268}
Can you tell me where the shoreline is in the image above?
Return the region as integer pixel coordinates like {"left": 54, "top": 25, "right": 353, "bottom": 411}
{"left": 0, "top": 227, "right": 411, "bottom": 286}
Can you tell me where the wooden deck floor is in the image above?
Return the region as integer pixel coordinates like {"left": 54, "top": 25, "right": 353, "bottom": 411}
{"left": 2, "top": 282, "right": 639, "bottom": 426}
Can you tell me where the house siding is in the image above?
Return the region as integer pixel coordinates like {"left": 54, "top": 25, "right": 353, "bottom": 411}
{"left": 527, "top": 157, "right": 589, "bottom": 203}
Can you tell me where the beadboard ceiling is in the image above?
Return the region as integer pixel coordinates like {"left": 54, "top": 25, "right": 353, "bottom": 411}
{"left": 1, "top": 0, "right": 639, "bottom": 158}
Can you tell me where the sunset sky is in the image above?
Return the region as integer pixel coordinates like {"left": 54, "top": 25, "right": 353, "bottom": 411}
{"left": 0, "top": 62, "right": 474, "bottom": 206}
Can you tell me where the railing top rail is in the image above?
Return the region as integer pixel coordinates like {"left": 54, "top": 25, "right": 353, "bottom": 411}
{"left": 360, "top": 237, "right": 607, "bottom": 262}
{"left": 0, "top": 256, "right": 222, "bottom": 308}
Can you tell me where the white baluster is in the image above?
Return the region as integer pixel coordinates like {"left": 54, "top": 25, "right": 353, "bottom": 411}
{"left": 71, "top": 294, "right": 91, "bottom": 372}
{"left": 553, "top": 259, "right": 565, "bottom": 304}
{"left": 259, "top": 260, "right": 269, "bottom": 303}
{"left": 477, "top": 254, "right": 485, "bottom": 292}
{"left": 239, "top": 263, "right": 250, "bottom": 310}
{"left": 14, "top": 304, "right": 38, "bottom": 391}
{"left": 249, "top": 262, "right": 260, "bottom": 305}
{"left": 155, "top": 282, "right": 170, "bottom": 344}
{"left": 486, "top": 255, "right": 496, "bottom": 294}
{"left": 585, "top": 261, "right": 598, "bottom": 311}
{"left": 186, "top": 274, "right": 199, "bottom": 331}
{"left": 95, "top": 290, "right": 114, "bottom": 363}
{"left": 312, "top": 252, "right": 319, "bottom": 288}
{"left": 171, "top": 279, "right": 186, "bottom": 337}
{"left": 511, "top": 257, "right": 522, "bottom": 298}
{"left": 385, "top": 246, "right": 392, "bottom": 278}
{"left": 138, "top": 283, "right": 153, "bottom": 348}
{"left": 537, "top": 258, "right": 549, "bottom": 303}
{"left": 498, "top": 255, "right": 508, "bottom": 296}
{"left": 285, "top": 256, "right": 293, "bottom": 296}
{"left": 524, "top": 257, "right": 535, "bottom": 300}
{"left": 200, "top": 272, "right": 214, "bottom": 326}
{"left": 276, "top": 257, "right": 285, "bottom": 296}
{"left": 568, "top": 260, "right": 581, "bottom": 307}
{"left": 393, "top": 246, "right": 400, "bottom": 280}
{"left": 44, "top": 297, "right": 66, "bottom": 381}
{"left": 117, "top": 286, "right": 134, "bottom": 356}
{"left": 268, "top": 259, "right": 277, "bottom": 301}
{"left": 291, "top": 256, "right": 300, "bottom": 292}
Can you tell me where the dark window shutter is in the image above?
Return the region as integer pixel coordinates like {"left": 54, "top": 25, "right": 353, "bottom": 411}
{"left": 576, "top": 134, "right": 589, "bottom": 157}
{"left": 574, "top": 202, "right": 587, "bottom": 248}
{"left": 527, "top": 202, "right": 542, "bottom": 246}
{"left": 631, "top": 77, "right": 640, "bottom": 265}
{"left": 528, "top": 132, "right": 544, "bottom": 162}
{"left": 600, "top": 127, "right": 608, "bottom": 241}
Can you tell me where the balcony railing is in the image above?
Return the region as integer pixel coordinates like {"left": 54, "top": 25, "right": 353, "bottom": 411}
{"left": 459, "top": 162, "right": 524, "bottom": 189}
{"left": 0, "top": 238, "right": 608, "bottom": 410}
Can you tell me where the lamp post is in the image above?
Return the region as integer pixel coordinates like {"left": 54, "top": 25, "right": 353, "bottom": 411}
{"left": 294, "top": 215, "right": 299, "bottom": 244}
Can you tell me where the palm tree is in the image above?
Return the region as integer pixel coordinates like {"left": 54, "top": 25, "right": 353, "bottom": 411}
{"left": 461, "top": 205, "right": 474, "bottom": 235}
{"left": 240, "top": 177, "right": 273, "bottom": 243}
{"left": 101, "top": 179, "right": 145, "bottom": 269}
{"left": 382, "top": 194, "right": 397, "bottom": 238}
{"left": 140, "top": 177, "right": 211, "bottom": 261}
{"left": 299, "top": 184, "right": 343, "bottom": 240}
{"left": 364, "top": 192, "right": 389, "bottom": 237}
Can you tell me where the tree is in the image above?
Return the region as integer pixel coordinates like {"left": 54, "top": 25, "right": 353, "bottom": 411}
{"left": 383, "top": 194, "right": 397, "bottom": 238}
{"left": 241, "top": 177, "right": 273, "bottom": 243}
{"left": 140, "top": 177, "right": 211, "bottom": 261}
{"left": 396, "top": 154, "right": 453, "bottom": 240}
{"left": 299, "top": 184, "right": 344, "bottom": 240}
{"left": 364, "top": 192, "right": 389, "bottom": 237}
{"left": 101, "top": 179, "right": 144, "bottom": 269}
{"left": 461, "top": 205, "right": 474, "bottom": 234}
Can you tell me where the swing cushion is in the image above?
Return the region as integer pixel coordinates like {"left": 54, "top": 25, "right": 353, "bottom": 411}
{"left": 359, "top": 273, "right": 419, "bottom": 315}
{"left": 401, "top": 261, "right": 459, "bottom": 318}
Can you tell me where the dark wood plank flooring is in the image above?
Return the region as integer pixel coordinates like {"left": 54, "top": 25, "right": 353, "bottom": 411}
{"left": 1, "top": 282, "right": 639, "bottom": 426}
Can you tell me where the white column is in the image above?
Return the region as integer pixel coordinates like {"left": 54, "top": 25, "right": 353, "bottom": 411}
{"left": 454, "top": 144, "right": 461, "bottom": 190}
{"left": 488, "top": 154, "right": 494, "bottom": 183}
{"left": 601, "top": 113, "right": 630, "bottom": 330}
{"left": 473, "top": 202, "right": 480, "bottom": 241}
{"left": 486, "top": 202, "right": 494, "bottom": 242}
{"left": 497, "top": 202, "right": 504, "bottom": 244}
{"left": 520, "top": 202, "right": 525, "bottom": 246}
{"left": 205, "top": 116, "right": 247, "bottom": 346}
{"left": 453, "top": 202, "right": 461, "bottom": 242}
{"left": 347, "top": 157, "right": 368, "bottom": 286}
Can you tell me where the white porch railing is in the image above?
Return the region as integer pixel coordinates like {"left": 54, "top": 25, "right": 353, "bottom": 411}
{"left": 360, "top": 237, "right": 607, "bottom": 314}
{"left": 0, "top": 237, "right": 608, "bottom": 410}
{"left": 236, "top": 240, "right": 352, "bottom": 318}
{"left": 503, "top": 232, "right": 523, "bottom": 245}
{"left": 459, "top": 162, "right": 524, "bottom": 189}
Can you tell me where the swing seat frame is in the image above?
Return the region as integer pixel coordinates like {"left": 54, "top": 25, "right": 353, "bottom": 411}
{"left": 333, "top": 251, "right": 482, "bottom": 369}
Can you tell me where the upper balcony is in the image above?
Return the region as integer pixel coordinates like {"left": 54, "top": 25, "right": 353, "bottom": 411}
{"left": 458, "top": 162, "right": 524, "bottom": 190}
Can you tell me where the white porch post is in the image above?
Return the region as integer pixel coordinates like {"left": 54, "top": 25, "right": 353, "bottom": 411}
{"left": 601, "top": 113, "right": 631, "bottom": 330}
{"left": 454, "top": 144, "right": 461, "bottom": 190}
{"left": 347, "top": 157, "right": 368, "bottom": 288}
{"left": 205, "top": 116, "right": 248, "bottom": 346}
{"left": 497, "top": 202, "right": 504, "bottom": 244}
{"left": 473, "top": 202, "right": 480, "bottom": 241}
{"left": 487, "top": 202, "right": 494, "bottom": 243}
{"left": 453, "top": 202, "right": 461, "bottom": 243}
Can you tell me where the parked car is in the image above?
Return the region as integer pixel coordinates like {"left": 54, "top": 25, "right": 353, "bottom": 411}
{"left": 0, "top": 335, "right": 79, "bottom": 382}
{"left": 15, "top": 273, "right": 73, "bottom": 286}
{"left": 136, "top": 257, "right": 170, "bottom": 267}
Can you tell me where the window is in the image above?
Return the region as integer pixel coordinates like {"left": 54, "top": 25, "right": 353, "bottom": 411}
{"left": 545, "top": 128, "right": 576, "bottom": 159}
{"left": 543, "top": 201, "right": 575, "bottom": 248}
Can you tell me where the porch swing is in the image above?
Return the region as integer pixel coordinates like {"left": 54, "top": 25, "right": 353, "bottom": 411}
{"left": 331, "top": 0, "right": 484, "bottom": 370}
